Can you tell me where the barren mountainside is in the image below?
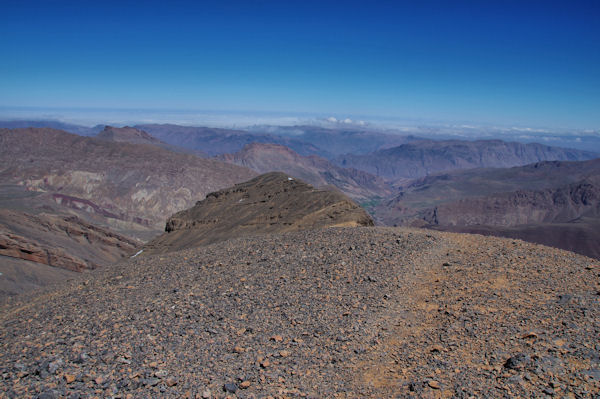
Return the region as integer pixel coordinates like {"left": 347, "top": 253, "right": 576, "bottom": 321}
{"left": 96, "top": 126, "right": 208, "bottom": 157}
{"left": 337, "top": 139, "right": 598, "bottom": 180}
{"left": 420, "top": 180, "right": 600, "bottom": 259}
{"left": 0, "top": 125, "right": 598, "bottom": 398}
{"left": 145, "top": 172, "right": 374, "bottom": 253}
{"left": 376, "top": 159, "right": 600, "bottom": 259}
{"left": 0, "top": 128, "right": 256, "bottom": 237}
{"left": 424, "top": 178, "right": 600, "bottom": 227}
{"left": 1, "top": 227, "right": 598, "bottom": 397}
{"left": 0, "top": 208, "right": 141, "bottom": 298}
{"left": 218, "top": 143, "right": 392, "bottom": 201}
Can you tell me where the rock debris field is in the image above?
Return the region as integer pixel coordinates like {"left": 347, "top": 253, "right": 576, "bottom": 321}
{"left": 1, "top": 227, "right": 599, "bottom": 398}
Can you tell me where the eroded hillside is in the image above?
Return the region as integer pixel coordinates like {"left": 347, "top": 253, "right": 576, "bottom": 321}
{"left": 0, "top": 128, "right": 256, "bottom": 238}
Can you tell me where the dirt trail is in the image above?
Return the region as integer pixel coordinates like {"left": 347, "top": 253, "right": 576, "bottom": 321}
{"left": 357, "top": 232, "right": 599, "bottom": 398}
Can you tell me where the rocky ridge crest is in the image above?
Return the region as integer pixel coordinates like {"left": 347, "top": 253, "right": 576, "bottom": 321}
{"left": 146, "top": 172, "right": 374, "bottom": 253}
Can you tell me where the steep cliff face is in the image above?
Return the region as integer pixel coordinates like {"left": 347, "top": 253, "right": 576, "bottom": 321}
{"left": 376, "top": 159, "right": 600, "bottom": 226}
{"left": 374, "top": 159, "right": 600, "bottom": 259}
{"left": 336, "top": 139, "right": 598, "bottom": 180}
{"left": 219, "top": 143, "right": 392, "bottom": 201}
{"left": 145, "top": 172, "right": 374, "bottom": 253}
{"left": 426, "top": 180, "right": 600, "bottom": 226}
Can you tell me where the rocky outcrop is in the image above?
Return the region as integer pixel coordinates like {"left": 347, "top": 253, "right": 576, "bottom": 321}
{"left": 0, "top": 231, "right": 89, "bottom": 272}
{"left": 146, "top": 172, "right": 374, "bottom": 252}
{"left": 0, "top": 210, "right": 140, "bottom": 272}
{"left": 218, "top": 143, "right": 392, "bottom": 201}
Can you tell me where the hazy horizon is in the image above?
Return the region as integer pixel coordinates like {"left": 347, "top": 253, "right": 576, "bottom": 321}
{"left": 2, "top": 106, "right": 599, "bottom": 136}
{"left": 2, "top": 1, "right": 599, "bottom": 131}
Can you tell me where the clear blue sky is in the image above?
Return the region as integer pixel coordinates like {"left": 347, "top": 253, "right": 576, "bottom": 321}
{"left": 1, "top": 0, "right": 599, "bottom": 129}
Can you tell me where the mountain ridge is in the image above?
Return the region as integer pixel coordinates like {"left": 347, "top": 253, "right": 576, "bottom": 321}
{"left": 218, "top": 143, "right": 393, "bottom": 201}
{"left": 145, "top": 172, "right": 374, "bottom": 253}
{"left": 375, "top": 159, "right": 600, "bottom": 258}
{"left": 337, "top": 139, "right": 598, "bottom": 180}
{"left": 136, "top": 123, "right": 327, "bottom": 158}
{"left": 96, "top": 126, "right": 208, "bottom": 157}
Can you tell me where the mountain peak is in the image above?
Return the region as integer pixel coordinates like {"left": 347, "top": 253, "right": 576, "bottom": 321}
{"left": 97, "top": 126, "right": 161, "bottom": 144}
{"left": 145, "top": 172, "right": 374, "bottom": 253}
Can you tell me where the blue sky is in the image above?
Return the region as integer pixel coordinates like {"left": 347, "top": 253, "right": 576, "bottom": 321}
{"left": 1, "top": 1, "right": 599, "bottom": 129}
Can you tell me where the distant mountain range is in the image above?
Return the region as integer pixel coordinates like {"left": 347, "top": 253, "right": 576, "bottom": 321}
{"left": 1, "top": 122, "right": 599, "bottom": 272}
{"left": 0, "top": 119, "right": 103, "bottom": 136}
{"left": 336, "top": 139, "right": 598, "bottom": 181}
{"left": 218, "top": 143, "right": 392, "bottom": 201}
{"left": 136, "top": 123, "right": 326, "bottom": 157}
{"left": 246, "top": 125, "right": 415, "bottom": 156}
{"left": 2, "top": 119, "right": 597, "bottom": 166}
{"left": 97, "top": 125, "right": 207, "bottom": 157}
{"left": 375, "top": 159, "right": 600, "bottom": 258}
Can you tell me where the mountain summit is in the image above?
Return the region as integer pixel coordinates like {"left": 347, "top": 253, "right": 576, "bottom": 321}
{"left": 146, "top": 172, "right": 374, "bottom": 253}
{"left": 96, "top": 125, "right": 163, "bottom": 145}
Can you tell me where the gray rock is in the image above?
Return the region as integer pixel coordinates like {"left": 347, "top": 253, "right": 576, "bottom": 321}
{"left": 36, "top": 391, "right": 57, "bottom": 399}
{"left": 223, "top": 382, "right": 238, "bottom": 393}
{"left": 504, "top": 353, "right": 531, "bottom": 370}
{"left": 543, "top": 387, "right": 554, "bottom": 395}
{"left": 582, "top": 368, "right": 600, "bottom": 380}
{"left": 154, "top": 369, "right": 168, "bottom": 378}
{"left": 557, "top": 294, "right": 572, "bottom": 304}
{"left": 48, "top": 359, "right": 64, "bottom": 374}
{"left": 142, "top": 377, "right": 160, "bottom": 386}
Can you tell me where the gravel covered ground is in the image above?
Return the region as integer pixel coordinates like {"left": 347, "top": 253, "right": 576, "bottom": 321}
{"left": 1, "top": 227, "right": 598, "bottom": 398}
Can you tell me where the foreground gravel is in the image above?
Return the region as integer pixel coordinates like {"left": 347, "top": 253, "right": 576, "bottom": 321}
{"left": 1, "top": 227, "right": 598, "bottom": 398}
